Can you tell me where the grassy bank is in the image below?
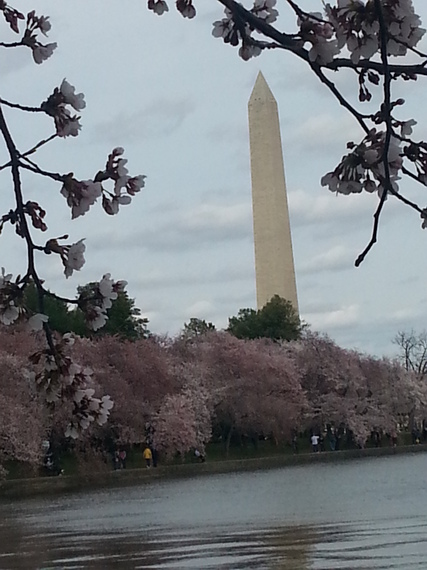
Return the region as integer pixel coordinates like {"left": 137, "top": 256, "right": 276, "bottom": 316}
{"left": 1, "top": 443, "right": 427, "bottom": 500}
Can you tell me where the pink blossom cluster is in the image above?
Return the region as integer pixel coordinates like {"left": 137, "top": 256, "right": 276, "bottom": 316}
{"left": 77, "top": 273, "right": 127, "bottom": 331}
{"left": 44, "top": 236, "right": 86, "bottom": 278}
{"left": 321, "top": 129, "right": 403, "bottom": 196}
{"left": 0, "top": 0, "right": 23, "bottom": 33}
{"left": 41, "top": 79, "right": 85, "bottom": 138}
{"left": 212, "top": 0, "right": 278, "bottom": 60}
{"left": 21, "top": 9, "right": 56, "bottom": 64}
{"left": 148, "top": 0, "right": 196, "bottom": 18}
{"left": 65, "top": 390, "right": 114, "bottom": 439}
{"left": 0, "top": 3, "right": 56, "bottom": 64}
{"left": 98, "top": 147, "right": 146, "bottom": 215}
{"left": 0, "top": 268, "right": 20, "bottom": 325}
{"left": 208, "top": 0, "right": 425, "bottom": 64}
{"left": 325, "top": 0, "right": 425, "bottom": 64}
{"left": 60, "top": 178, "right": 102, "bottom": 220}
{"left": 298, "top": 12, "right": 340, "bottom": 65}
{"left": 30, "top": 333, "right": 114, "bottom": 438}
{"left": 60, "top": 148, "right": 145, "bottom": 218}
{"left": 298, "top": 0, "right": 425, "bottom": 65}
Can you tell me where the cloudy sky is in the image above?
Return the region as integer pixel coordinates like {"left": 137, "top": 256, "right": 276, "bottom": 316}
{"left": 0, "top": 0, "right": 427, "bottom": 356}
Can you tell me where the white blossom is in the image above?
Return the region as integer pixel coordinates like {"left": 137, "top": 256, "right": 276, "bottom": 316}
{"left": 64, "top": 238, "right": 86, "bottom": 278}
{"left": 148, "top": 0, "right": 169, "bottom": 16}
{"left": 0, "top": 267, "right": 12, "bottom": 287}
{"left": 38, "top": 15, "right": 51, "bottom": 36}
{"left": 60, "top": 79, "right": 86, "bottom": 111}
{"left": 60, "top": 178, "right": 102, "bottom": 219}
{"left": 0, "top": 303, "right": 19, "bottom": 325}
{"left": 99, "top": 273, "right": 118, "bottom": 310}
{"left": 239, "top": 43, "right": 262, "bottom": 61}
{"left": 28, "top": 313, "right": 49, "bottom": 331}
{"left": 57, "top": 111, "right": 81, "bottom": 137}
{"left": 65, "top": 425, "right": 79, "bottom": 439}
{"left": 32, "top": 42, "right": 57, "bottom": 64}
{"left": 62, "top": 333, "right": 75, "bottom": 346}
{"left": 88, "top": 305, "right": 108, "bottom": 331}
{"left": 400, "top": 119, "right": 417, "bottom": 137}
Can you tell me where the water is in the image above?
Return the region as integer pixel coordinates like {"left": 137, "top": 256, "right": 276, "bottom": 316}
{"left": 1, "top": 453, "right": 427, "bottom": 569}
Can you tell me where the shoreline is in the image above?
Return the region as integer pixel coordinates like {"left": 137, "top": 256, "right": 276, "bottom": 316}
{"left": 2, "top": 443, "right": 426, "bottom": 500}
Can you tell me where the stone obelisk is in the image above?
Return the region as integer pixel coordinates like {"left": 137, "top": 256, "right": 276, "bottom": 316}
{"left": 248, "top": 71, "right": 299, "bottom": 313}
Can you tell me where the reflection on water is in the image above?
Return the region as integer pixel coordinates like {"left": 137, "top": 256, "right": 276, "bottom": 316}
{"left": 1, "top": 453, "right": 427, "bottom": 569}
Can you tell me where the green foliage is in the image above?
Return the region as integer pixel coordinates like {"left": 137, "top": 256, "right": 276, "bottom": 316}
{"left": 24, "top": 282, "right": 72, "bottom": 334}
{"left": 182, "top": 317, "right": 216, "bottom": 339}
{"left": 72, "top": 285, "right": 149, "bottom": 340}
{"left": 227, "top": 295, "right": 302, "bottom": 341}
{"left": 24, "top": 282, "right": 149, "bottom": 340}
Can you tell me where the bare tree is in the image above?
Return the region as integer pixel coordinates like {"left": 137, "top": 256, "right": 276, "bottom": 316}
{"left": 393, "top": 330, "right": 427, "bottom": 379}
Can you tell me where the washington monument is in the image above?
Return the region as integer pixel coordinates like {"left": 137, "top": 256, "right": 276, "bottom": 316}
{"left": 248, "top": 71, "right": 299, "bottom": 313}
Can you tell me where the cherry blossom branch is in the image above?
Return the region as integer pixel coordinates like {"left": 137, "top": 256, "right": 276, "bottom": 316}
{"left": 19, "top": 160, "right": 64, "bottom": 182}
{"left": 0, "top": 106, "right": 56, "bottom": 352}
{"left": 388, "top": 185, "right": 424, "bottom": 213}
{"left": 20, "top": 133, "right": 58, "bottom": 157}
{"left": 0, "top": 41, "right": 21, "bottom": 48}
{"left": 0, "top": 97, "right": 42, "bottom": 113}
{"left": 356, "top": 0, "right": 394, "bottom": 267}
{"left": 355, "top": 192, "right": 388, "bottom": 267}
{"left": 217, "top": 0, "right": 305, "bottom": 53}
{"left": 326, "top": 58, "right": 427, "bottom": 77}
{"left": 43, "top": 289, "right": 78, "bottom": 305}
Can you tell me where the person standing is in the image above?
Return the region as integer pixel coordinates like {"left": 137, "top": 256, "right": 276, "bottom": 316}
{"left": 143, "top": 446, "right": 152, "bottom": 468}
{"left": 119, "top": 449, "right": 127, "bottom": 469}
{"left": 311, "top": 433, "right": 319, "bottom": 452}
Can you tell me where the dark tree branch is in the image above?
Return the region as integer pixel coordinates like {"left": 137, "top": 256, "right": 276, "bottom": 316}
{"left": 0, "top": 105, "right": 57, "bottom": 355}
{"left": 355, "top": 1, "right": 393, "bottom": 266}
{"left": 19, "top": 159, "right": 64, "bottom": 182}
{"left": 0, "top": 97, "right": 43, "bottom": 113}
{"left": 20, "top": 134, "right": 58, "bottom": 158}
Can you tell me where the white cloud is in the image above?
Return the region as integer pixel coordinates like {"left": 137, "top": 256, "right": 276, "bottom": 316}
{"left": 87, "top": 201, "right": 253, "bottom": 253}
{"left": 300, "top": 245, "right": 356, "bottom": 274}
{"left": 289, "top": 188, "right": 378, "bottom": 227}
{"left": 92, "top": 97, "right": 196, "bottom": 143}
{"left": 304, "top": 304, "right": 361, "bottom": 330}
{"left": 291, "top": 113, "right": 363, "bottom": 155}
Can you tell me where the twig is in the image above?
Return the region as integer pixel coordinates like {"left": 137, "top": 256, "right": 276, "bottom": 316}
{"left": 19, "top": 159, "right": 64, "bottom": 182}
{"left": 355, "top": 0, "right": 393, "bottom": 266}
{"left": 20, "top": 134, "right": 58, "bottom": 157}
{"left": 0, "top": 97, "right": 42, "bottom": 113}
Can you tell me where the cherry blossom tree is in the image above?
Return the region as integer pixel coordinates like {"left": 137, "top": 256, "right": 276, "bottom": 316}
{"left": 288, "top": 331, "right": 427, "bottom": 446}
{"left": 0, "top": 348, "right": 46, "bottom": 475}
{"left": 184, "top": 332, "right": 307, "bottom": 452}
{"left": 151, "top": 0, "right": 427, "bottom": 265}
{"left": 75, "top": 336, "right": 177, "bottom": 446}
{"left": 0, "top": 4, "right": 146, "bottom": 438}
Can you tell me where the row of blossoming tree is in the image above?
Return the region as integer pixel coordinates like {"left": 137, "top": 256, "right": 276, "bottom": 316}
{"left": 1, "top": 324, "right": 425, "bottom": 473}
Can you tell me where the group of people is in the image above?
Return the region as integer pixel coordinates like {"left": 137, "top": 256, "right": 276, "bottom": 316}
{"left": 113, "top": 446, "right": 158, "bottom": 470}
{"left": 143, "top": 446, "right": 158, "bottom": 468}
{"left": 311, "top": 433, "right": 331, "bottom": 452}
